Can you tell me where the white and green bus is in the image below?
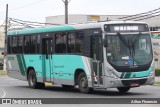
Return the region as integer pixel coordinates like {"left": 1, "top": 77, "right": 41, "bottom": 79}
{"left": 6, "top": 21, "right": 154, "bottom": 93}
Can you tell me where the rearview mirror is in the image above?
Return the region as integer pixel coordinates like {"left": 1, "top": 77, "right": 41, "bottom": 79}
{"left": 1, "top": 52, "right": 4, "bottom": 55}
{"left": 103, "top": 37, "right": 108, "bottom": 47}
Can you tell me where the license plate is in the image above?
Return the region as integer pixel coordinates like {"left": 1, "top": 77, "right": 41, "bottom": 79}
{"left": 131, "top": 83, "right": 140, "bottom": 87}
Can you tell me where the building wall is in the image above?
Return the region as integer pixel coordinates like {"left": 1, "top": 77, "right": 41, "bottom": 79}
{"left": 0, "top": 33, "right": 4, "bottom": 48}
{"left": 46, "top": 15, "right": 88, "bottom": 25}
{"left": 0, "top": 26, "right": 5, "bottom": 48}
{"left": 45, "top": 14, "right": 160, "bottom": 27}
{"left": 0, "top": 26, "right": 5, "bottom": 63}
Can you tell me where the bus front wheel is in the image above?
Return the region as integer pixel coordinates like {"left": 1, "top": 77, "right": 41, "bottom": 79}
{"left": 78, "top": 72, "right": 92, "bottom": 94}
{"left": 28, "top": 69, "right": 45, "bottom": 89}
{"left": 117, "top": 87, "right": 130, "bottom": 93}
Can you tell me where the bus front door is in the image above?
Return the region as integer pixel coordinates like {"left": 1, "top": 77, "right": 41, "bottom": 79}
{"left": 42, "top": 38, "right": 53, "bottom": 82}
{"left": 91, "top": 36, "right": 103, "bottom": 86}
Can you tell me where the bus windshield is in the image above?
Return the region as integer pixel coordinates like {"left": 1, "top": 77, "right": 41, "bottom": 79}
{"left": 106, "top": 34, "right": 153, "bottom": 67}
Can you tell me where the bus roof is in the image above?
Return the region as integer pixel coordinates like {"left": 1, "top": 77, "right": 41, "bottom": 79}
{"left": 7, "top": 21, "right": 147, "bottom": 36}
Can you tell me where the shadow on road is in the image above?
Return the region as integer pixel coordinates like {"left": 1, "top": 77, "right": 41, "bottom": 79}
{"left": 15, "top": 85, "right": 149, "bottom": 97}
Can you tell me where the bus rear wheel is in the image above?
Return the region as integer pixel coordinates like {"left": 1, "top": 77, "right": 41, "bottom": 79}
{"left": 78, "top": 72, "right": 92, "bottom": 94}
{"left": 117, "top": 87, "right": 130, "bottom": 93}
{"left": 28, "top": 69, "right": 45, "bottom": 89}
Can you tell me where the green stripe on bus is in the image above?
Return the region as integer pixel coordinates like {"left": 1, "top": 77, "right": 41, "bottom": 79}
{"left": 120, "top": 72, "right": 132, "bottom": 79}
{"left": 21, "top": 55, "right": 27, "bottom": 72}
{"left": 120, "top": 72, "right": 125, "bottom": 78}
{"left": 124, "top": 72, "right": 132, "bottom": 78}
{"left": 17, "top": 55, "right": 26, "bottom": 76}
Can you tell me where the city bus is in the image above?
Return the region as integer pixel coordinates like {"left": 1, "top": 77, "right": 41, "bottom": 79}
{"left": 6, "top": 21, "right": 154, "bottom": 94}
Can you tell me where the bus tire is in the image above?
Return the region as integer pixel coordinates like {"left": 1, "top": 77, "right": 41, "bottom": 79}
{"left": 28, "top": 69, "right": 44, "bottom": 89}
{"left": 78, "top": 72, "right": 92, "bottom": 94}
{"left": 117, "top": 87, "right": 130, "bottom": 93}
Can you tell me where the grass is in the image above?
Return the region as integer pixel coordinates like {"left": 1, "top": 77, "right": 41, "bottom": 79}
{"left": 0, "top": 66, "right": 3, "bottom": 70}
{"left": 0, "top": 71, "right": 7, "bottom": 76}
{"left": 154, "top": 82, "right": 160, "bottom": 85}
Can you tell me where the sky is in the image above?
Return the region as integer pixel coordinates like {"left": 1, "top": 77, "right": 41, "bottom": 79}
{"left": 0, "top": 0, "right": 160, "bottom": 24}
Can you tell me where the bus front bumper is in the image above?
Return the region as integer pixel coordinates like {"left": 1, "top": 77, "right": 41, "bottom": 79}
{"left": 104, "top": 76, "right": 155, "bottom": 88}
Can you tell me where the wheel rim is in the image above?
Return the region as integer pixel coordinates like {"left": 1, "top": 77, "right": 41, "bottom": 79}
{"left": 80, "top": 77, "right": 87, "bottom": 89}
{"left": 29, "top": 74, "right": 35, "bottom": 87}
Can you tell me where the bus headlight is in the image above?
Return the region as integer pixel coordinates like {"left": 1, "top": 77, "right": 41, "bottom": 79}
{"left": 149, "top": 71, "right": 154, "bottom": 77}
{"left": 149, "top": 67, "right": 155, "bottom": 77}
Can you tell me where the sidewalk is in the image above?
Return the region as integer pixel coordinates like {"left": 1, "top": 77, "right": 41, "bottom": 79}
{"left": 155, "top": 76, "right": 160, "bottom": 82}
{"left": 0, "top": 70, "right": 7, "bottom": 76}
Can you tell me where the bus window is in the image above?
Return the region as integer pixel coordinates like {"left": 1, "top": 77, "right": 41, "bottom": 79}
{"left": 18, "top": 36, "right": 23, "bottom": 53}
{"left": 37, "top": 35, "right": 40, "bottom": 53}
{"left": 55, "top": 33, "right": 67, "bottom": 53}
{"left": 24, "top": 36, "right": 31, "bottom": 54}
{"left": 7, "top": 37, "right": 11, "bottom": 54}
{"left": 75, "top": 33, "right": 84, "bottom": 53}
{"left": 68, "top": 33, "right": 76, "bottom": 53}
{"left": 68, "top": 32, "right": 84, "bottom": 54}
{"left": 30, "top": 36, "right": 36, "bottom": 54}
{"left": 12, "top": 36, "right": 18, "bottom": 54}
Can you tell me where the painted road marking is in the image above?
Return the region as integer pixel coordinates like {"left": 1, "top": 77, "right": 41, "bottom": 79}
{"left": 0, "top": 88, "right": 6, "bottom": 98}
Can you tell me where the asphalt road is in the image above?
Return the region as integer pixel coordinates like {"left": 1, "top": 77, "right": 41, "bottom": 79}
{"left": 0, "top": 76, "right": 160, "bottom": 107}
{"left": 0, "top": 76, "right": 160, "bottom": 98}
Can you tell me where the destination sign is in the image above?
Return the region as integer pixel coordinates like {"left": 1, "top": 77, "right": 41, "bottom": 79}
{"left": 104, "top": 24, "right": 149, "bottom": 32}
{"left": 114, "top": 26, "right": 138, "bottom": 31}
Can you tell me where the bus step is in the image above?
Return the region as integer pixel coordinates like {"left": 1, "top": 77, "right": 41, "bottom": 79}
{"left": 93, "top": 85, "right": 104, "bottom": 89}
{"left": 45, "top": 82, "right": 53, "bottom": 86}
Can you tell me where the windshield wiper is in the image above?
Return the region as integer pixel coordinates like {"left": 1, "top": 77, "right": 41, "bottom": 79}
{"left": 131, "top": 34, "right": 141, "bottom": 66}
{"left": 117, "top": 33, "right": 141, "bottom": 66}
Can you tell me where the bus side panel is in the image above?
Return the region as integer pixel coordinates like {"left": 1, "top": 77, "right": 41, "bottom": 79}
{"left": 9, "top": 54, "right": 93, "bottom": 86}
{"left": 7, "top": 55, "right": 27, "bottom": 81}
{"left": 51, "top": 55, "right": 92, "bottom": 86}
{"left": 23, "top": 55, "right": 43, "bottom": 79}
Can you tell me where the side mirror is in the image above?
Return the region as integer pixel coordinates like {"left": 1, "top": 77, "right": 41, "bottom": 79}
{"left": 103, "top": 38, "right": 108, "bottom": 47}
{"left": 1, "top": 52, "right": 4, "bottom": 55}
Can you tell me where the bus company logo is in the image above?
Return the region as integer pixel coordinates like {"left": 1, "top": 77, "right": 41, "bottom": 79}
{"left": 2, "top": 99, "right": 11, "bottom": 104}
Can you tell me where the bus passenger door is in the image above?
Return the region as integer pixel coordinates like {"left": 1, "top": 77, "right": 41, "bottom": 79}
{"left": 42, "top": 38, "right": 53, "bottom": 82}
{"left": 91, "top": 36, "right": 103, "bottom": 86}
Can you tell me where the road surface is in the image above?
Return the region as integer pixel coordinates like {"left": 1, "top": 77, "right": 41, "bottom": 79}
{"left": 0, "top": 76, "right": 160, "bottom": 98}
{"left": 0, "top": 76, "right": 160, "bottom": 107}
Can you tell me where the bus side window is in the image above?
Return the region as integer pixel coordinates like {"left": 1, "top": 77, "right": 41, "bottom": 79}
{"left": 30, "top": 36, "right": 36, "bottom": 54}
{"left": 12, "top": 36, "right": 18, "bottom": 54}
{"left": 67, "top": 32, "right": 84, "bottom": 54}
{"left": 75, "top": 32, "right": 84, "bottom": 53}
{"left": 7, "top": 37, "right": 11, "bottom": 54}
{"left": 68, "top": 33, "right": 76, "bottom": 53}
{"left": 55, "top": 33, "right": 67, "bottom": 53}
{"left": 37, "top": 35, "right": 40, "bottom": 53}
{"left": 18, "top": 36, "right": 23, "bottom": 53}
{"left": 24, "top": 36, "right": 31, "bottom": 54}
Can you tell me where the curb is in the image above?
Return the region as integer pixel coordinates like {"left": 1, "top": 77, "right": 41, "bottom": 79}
{"left": 0, "top": 71, "right": 7, "bottom": 76}
{"left": 153, "top": 84, "right": 160, "bottom": 86}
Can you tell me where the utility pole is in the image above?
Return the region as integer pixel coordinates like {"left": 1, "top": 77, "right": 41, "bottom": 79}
{"left": 5, "top": 4, "right": 8, "bottom": 39}
{"left": 3, "top": 4, "right": 8, "bottom": 71}
{"left": 62, "top": 0, "right": 71, "bottom": 24}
